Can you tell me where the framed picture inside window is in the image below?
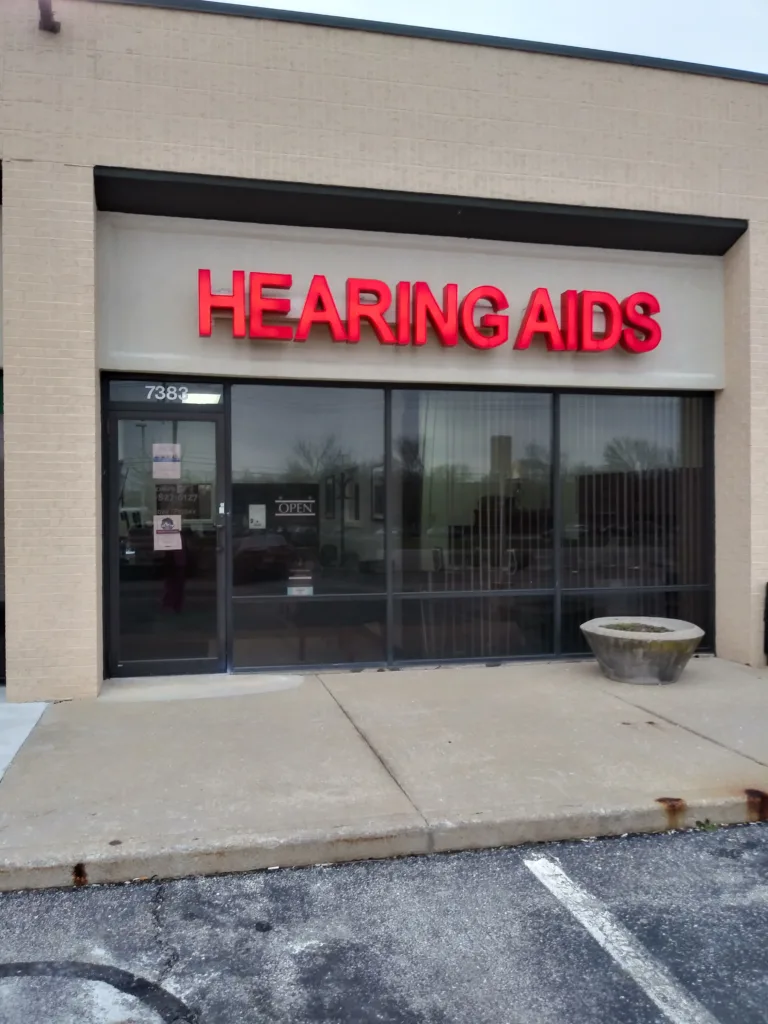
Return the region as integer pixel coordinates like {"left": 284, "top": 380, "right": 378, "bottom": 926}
{"left": 371, "top": 465, "right": 385, "bottom": 521}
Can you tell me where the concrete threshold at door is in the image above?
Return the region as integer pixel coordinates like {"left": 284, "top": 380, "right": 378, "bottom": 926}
{"left": 99, "top": 673, "right": 305, "bottom": 702}
{"left": 0, "top": 795, "right": 760, "bottom": 893}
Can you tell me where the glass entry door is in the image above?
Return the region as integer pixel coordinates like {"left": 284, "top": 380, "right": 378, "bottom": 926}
{"left": 108, "top": 414, "right": 225, "bottom": 675}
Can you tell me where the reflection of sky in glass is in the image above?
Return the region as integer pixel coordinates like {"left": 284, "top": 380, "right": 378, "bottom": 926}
{"left": 561, "top": 395, "right": 694, "bottom": 470}
{"left": 118, "top": 421, "right": 216, "bottom": 516}
{"left": 118, "top": 421, "right": 216, "bottom": 478}
{"left": 227, "top": 388, "right": 699, "bottom": 478}
{"left": 396, "top": 390, "right": 551, "bottom": 478}
{"left": 119, "top": 390, "right": 700, "bottom": 490}
{"left": 232, "top": 386, "right": 384, "bottom": 479}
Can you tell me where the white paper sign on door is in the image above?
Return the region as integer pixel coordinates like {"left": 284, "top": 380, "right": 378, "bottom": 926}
{"left": 152, "top": 443, "right": 181, "bottom": 480}
{"left": 248, "top": 504, "right": 267, "bottom": 529}
{"left": 153, "top": 514, "right": 182, "bottom": 551}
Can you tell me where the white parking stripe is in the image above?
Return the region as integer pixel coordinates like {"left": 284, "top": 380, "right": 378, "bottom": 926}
{"left": 524, "top": 856, "right": 719, "bottom": 1024}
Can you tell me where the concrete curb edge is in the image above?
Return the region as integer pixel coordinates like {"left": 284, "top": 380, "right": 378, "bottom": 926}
{"left": 0, "top": 794, "right": 763, "bottom": 892}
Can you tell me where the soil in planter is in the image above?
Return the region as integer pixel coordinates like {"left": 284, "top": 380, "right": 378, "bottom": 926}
{"left": 608, "top": 622, "right": 673, "bottom": 633}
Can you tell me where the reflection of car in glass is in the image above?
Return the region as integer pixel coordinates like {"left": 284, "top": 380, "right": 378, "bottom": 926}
{"left": 232, "top": 531, "right": 296, "bottom": 585}
{"left": 119, "top": 507, "right": 149, "bottom": 569}
{"left": 544, "top": 522, "right": 628, "bottom": 545}
{"left": 119, "top": 506, "right": 148, "bottom": 533}
{"left": 555, "top": 518, "right": 672, "bottom": 546}
{"left": 319, "top": 525, "right": 399, "bottom": 575}
{"left": 119, "top": 508, "right": 216, "bottom": 579}
{"left": 550, "top": 523, "right": 591, "bottom": 544}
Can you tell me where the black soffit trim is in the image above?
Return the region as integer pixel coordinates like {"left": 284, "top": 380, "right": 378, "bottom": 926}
{"left": 92, "top": 0, "right": 768, "bottom": 87}
{"left": 94, "top": 168, "right": 747, "bottom": 256}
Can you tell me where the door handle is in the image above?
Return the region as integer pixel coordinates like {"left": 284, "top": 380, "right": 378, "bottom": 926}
{"left": 215, "top": 514, "right": 226, "bottom": 554}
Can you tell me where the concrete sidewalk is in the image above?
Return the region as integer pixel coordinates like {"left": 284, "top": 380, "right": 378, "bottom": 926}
{"left": 1, "top": 657, "right": 768, "bottom": 891}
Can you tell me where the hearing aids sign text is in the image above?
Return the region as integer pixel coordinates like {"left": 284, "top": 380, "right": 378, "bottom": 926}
{"left": 198, "top": 270, "right": 661, "bottom": 354}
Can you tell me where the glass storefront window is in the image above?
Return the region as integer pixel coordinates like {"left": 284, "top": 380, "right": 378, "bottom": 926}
{"left": 559, "top": 395, "right": 709, "bottom": 590}
{"left": 105, "top": 381, "right": 713, "bottom": 674}
{"left": 231, "top": 385, "right": 385, "bottom": 599}
{"left": 392, "top": 390, "right": 553, "bottom": 593}
{"left": 394, "top": 595, "right": 554, "bottom": 661}
{"left": 233, "top": 598, "right": 386, "bottom": 668}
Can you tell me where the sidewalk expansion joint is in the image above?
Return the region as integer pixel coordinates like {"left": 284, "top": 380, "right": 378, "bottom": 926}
{"left": 607, "top": 690, "right": 768, "bottom": 771}
{"left": 317, "top": 678, "right": 432, "bottom": 846}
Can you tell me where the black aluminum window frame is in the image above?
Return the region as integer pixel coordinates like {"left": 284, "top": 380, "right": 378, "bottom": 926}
{"left": 103, "top": 374, "right": 715, "bottom": 673}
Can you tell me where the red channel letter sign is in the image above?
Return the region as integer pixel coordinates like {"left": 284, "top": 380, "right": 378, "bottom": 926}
{"left": 198, "top": 271, "right": 661, "bottom": 354}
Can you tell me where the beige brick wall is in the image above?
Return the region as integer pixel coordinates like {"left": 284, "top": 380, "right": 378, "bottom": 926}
{"left": 717, "top": 232, "right": 755, "bottom": 662}
{"left": 0, "top": 0, "right": 767, "bottom": 695}
{"left": 745, "top": 222, "right": 768, "bottom": 664}
{"left": 1, "top": 160, "right": 101, "bottom": 700}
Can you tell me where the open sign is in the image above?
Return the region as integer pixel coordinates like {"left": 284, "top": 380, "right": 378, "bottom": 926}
{"left": 275, "top": 500, "right": 316, "bottom": 517}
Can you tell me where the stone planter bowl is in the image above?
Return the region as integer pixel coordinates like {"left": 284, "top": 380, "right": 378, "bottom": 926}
{"left": 580, "top": 616, "right": 704, "bottom": 685}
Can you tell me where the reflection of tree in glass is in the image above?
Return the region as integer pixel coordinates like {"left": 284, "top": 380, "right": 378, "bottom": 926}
{"left": 427, "top": 463, "right": 473, "bottom": 487}
{"left": 284, "top": 435, "right": 351, "bottom": 481}
{"left": 397, "top": 438, "right": 424, "bottom": 536}
{"left": 603, "top": 436, "right": 676, "bottom": 471}
{"left": 397, "top": 437, "right": 424, "bottom": 476}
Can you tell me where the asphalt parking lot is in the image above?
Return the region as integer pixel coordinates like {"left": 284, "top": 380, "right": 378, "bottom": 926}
{"left": 1, "top": 823, "right": 767, "bottom": 1023}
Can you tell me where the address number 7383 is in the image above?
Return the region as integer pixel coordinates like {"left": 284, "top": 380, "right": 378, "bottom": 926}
{"left": 144, "top": 385, "right": 189, "bottom": 402}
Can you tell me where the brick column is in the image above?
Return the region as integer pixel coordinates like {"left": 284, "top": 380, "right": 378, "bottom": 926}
{"left": 745, "top": 222, "right": 768, "bottom": 666}
{"left": 1, "top": 160, "right": 101, "bottom": 700}
{"left": 716, "top": 224, "right": 768, "bottom": 666}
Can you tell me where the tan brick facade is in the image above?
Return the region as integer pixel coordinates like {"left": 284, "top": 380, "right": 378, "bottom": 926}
{"left": 1, "top": 0, "right": 767, "bottom": 697}
{"left": 1, "top": 160, "right": 101, "bottom": 700}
